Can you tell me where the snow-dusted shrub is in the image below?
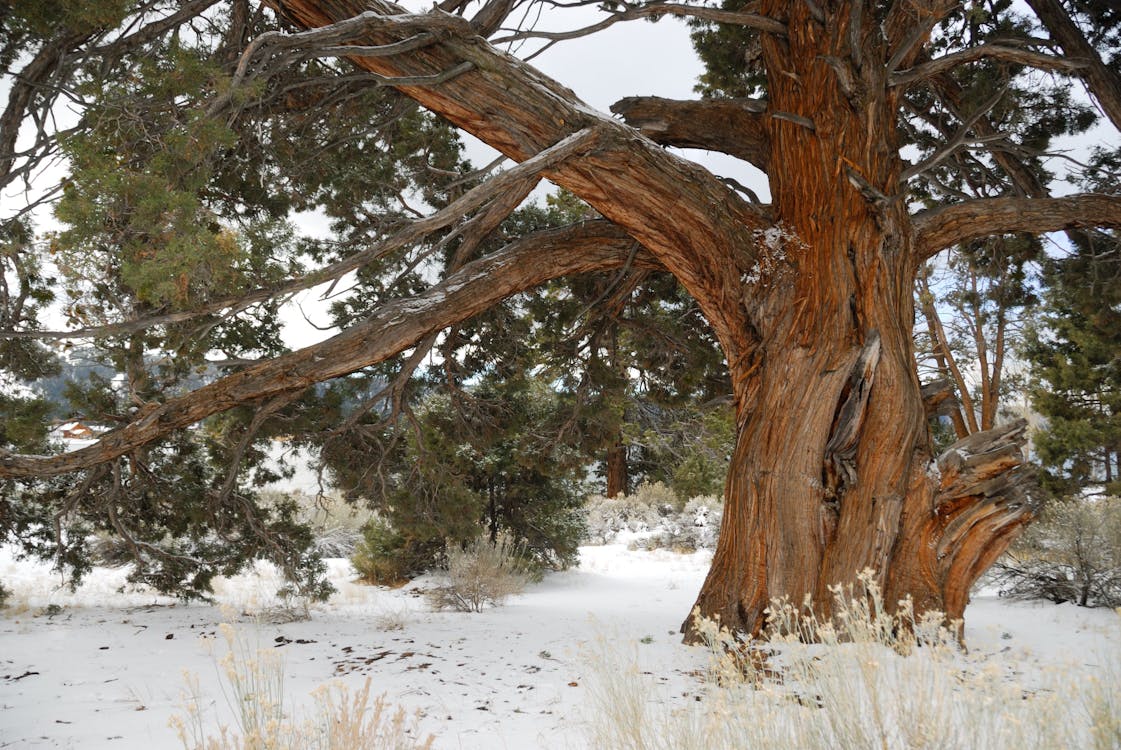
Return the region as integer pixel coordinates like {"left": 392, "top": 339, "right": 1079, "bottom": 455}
{"left": 585, "top": 571, "right": 1119, "bottom": 749}
{"left": 631, "top": 480, "right": 682, "bottom": 512}
{"left": 173, "top": 623, "right": 433, "bottom": 749}
{"left": 627, "top": 495, "right": 724, "bottom": 552}
{"left": 584, "top": 492, "right": 665, "bottom": 544}
{"left": 992, "top": 496, "right": 1121, "bottom": 607}
{"left": 426, "top": 532, "right": 529, "bottom": 613}
{"left": 0, "top": 580, "right": 7, "bottom": 608}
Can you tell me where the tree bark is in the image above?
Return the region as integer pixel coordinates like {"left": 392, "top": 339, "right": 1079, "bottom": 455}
{"left": 605, "top": 442, "right": 629, "bottom": 499}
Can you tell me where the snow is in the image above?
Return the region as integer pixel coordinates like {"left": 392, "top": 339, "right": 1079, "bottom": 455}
{"left": 1, "top": 543, "right": 1118, "bottom": 749}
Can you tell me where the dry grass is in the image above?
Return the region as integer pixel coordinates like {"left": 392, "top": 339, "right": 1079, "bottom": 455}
{"left": 585, "top": 571, "right": 1121, "bottom": 749}
{"left": 172, "top": 623, "right": 433, "bottom": 750}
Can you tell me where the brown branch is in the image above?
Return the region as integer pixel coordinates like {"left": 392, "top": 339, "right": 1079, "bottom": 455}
{"left": 491, "top": 2, "right": 786, "bottom": 44}
{"left": 610, "top": 96, "right": 770, "bottom": 172}
{"left": 267, "top": 0, "right": 771, "bottom": 406}
{"left": 891, "top": 42, "right": 1087, "bottom": 88}
{"left": 1, "top": 130, "right": 589, "bottom": 341}
{"left": 913, "top": 194, "right": 1121, "bottom": 262}
{"left": 1026, "top": 0, "right": 1121, "bottom": 132}
{"left": 0, "top": 220, "right": 657, "bottom": 478}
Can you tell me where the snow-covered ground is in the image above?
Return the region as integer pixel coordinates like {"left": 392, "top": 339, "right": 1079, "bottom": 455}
{"left": 1, "top": 543, "right": 1118, "bottom": 749}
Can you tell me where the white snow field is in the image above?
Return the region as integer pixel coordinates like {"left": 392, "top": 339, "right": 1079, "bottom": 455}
{"left": 1, "top": 542, "right": 1118, "bottom": 749}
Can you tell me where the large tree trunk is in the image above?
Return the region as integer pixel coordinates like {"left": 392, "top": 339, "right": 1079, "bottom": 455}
{"left": 683, "top": 0, "right": 1034, "bottom": 637}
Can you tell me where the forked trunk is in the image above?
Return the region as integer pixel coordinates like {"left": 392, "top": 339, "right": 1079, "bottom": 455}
{"left": 684, "top": 1, "right": 1036, "bottom": 638}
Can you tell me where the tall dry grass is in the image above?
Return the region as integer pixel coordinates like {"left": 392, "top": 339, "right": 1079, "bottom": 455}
{"left": 172, "top": 622, "right": 433, "bottom": 750}
{"left": 586, "top": 571, "right": 1121, "bottom": 750}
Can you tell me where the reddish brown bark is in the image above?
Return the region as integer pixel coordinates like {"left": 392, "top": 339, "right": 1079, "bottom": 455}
{"left": 605, "top": 442, "right": 629, "bottom": 499}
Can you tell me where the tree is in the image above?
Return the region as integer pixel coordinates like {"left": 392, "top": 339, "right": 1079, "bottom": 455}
{"left": 1024, "top": 229, "right": 1121, "bottom": 497}
{"left": 3, "top": 0, "right": 1121, "bottom": 637}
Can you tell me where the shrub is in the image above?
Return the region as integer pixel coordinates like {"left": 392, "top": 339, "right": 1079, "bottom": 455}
{"left": 425, "top": 531, "right": 529, "bottom": 612}
{"left": 351, "top": 516, "right": 438, "bottom": 586}
{"left": 584, "top": 492, "right": 664, "bottom": 544}
{"left": 637, "top": 495, "right": 724, "bottom": 552}
{"left": 992, "top": 496, "right": 1121, "bottom": 607}
{"left": 0, "top": 580, "right": 8, "bottom": 608}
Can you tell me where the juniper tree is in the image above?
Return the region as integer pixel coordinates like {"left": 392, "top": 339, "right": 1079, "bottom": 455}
{"left": 2, "top": 0, "right": 1121, "bottom": 638}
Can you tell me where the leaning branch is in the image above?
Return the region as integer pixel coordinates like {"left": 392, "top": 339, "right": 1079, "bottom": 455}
{"left": 0, "top": 221, "right": 655, "bottom": 478}
{"left": 912, "top": 193, "right": 1121, "bottom": 263}
{"left": 610, "top": 96, "right": 770, "bottom": 172}
{"left": 1, "top": 129, "right": 595, "bottom": 341}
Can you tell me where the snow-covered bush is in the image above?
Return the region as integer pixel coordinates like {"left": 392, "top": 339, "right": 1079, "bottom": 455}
{"left": 584, "top": 488, "right": 667, "bottom": 544}
{"left": 992, "top": 496, "right": 1121, "bottom": 607}
{"left": 426, "top": 532, "right": 529, "bottom": 613}
{"left": 585, "top": 484, "right": 724, "bottom": 550}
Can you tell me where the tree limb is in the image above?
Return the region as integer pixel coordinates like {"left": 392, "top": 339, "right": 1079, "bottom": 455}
{"left": 0, "top": 221, "right": 658, "bottom": 478}
{"left": 1026, "top": 0, "right": 1121, "bottom": 132}
{"left": 266, "top": 0, "right": 772, "bottom": 406}
{"left": 610, "top": 96, "right": 770, "bottom": 172}
{"left": 891, "top": 42, "right": 1087, "bottom": 88}
{"left": 913, "top": 194, "right": 1121, "bottom": 262}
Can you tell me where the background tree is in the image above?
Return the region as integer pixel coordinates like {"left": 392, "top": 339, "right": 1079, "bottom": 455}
{"left": 1024, "top": 229, "right": 1121, "bottom": 497}
{"left": 2, "top": 0, "right": 1120, "bottom": 638}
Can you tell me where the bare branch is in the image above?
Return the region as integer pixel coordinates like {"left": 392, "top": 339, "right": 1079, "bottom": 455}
{"left": 901, "top": 84, "right": 1009, "bottom": 182}
{"left": 610, "top": 96, "right": 770, "bottom": 172}
{"left": 913, "top": 194, "right": 1121, "bottom": 262}
{"left": 491, "top": 1, "right": 786, "bottom": 44}
{"left": 891, "top": 42, "right": 1086, "bottom": 88}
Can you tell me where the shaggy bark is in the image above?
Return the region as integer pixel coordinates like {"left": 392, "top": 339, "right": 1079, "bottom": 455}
{"left": 610, "top": 97, "right": 770, "bottom": 171}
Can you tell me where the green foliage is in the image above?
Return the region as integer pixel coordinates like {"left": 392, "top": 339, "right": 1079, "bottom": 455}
{"left": 1024, "top": 231, "right": 1121, "bottom": 496}
{"left": 351, "top": 515, "right": 438, "bottom": 586}
{"left": 337, "top": 375, "right": 587, "bottom": 580}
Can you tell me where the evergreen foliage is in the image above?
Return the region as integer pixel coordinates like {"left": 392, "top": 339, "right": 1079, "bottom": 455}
{"left": 1024, "top": 230, "right": 1121, "bottom": 496}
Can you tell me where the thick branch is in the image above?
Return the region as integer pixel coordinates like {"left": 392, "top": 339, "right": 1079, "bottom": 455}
{"left": 265, "top": 1, "right": 770, "bottom": 406}
{"left": 913, "top": 194, "right": 1121, "bottom": 262}
{"left": 610, "top": 96, "right": 770, "bottom": 172}
{"left": 0, "top": 221, "right": 655, "bottom": 478}
{"left": 1026, "top": 0, "right": 1121, "bottom": 132}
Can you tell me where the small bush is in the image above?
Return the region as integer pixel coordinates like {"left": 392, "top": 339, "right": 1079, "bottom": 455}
{"left": 0, "top": 580, "right": 8, "bottom": 609}
{"left": 584, "top": 493, "right": 664, "bottom": 544}
{"left": 351, "top": 517, "right": 437, "bottom": 586}
{"left": 992, "top": 496, "right": 1121, "bottom": 607}
{"left": 638, "top": 495, "right": 724, "bottom": 552}
{"left": 426, "top": 531, "right": 529, "bottom": 613}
